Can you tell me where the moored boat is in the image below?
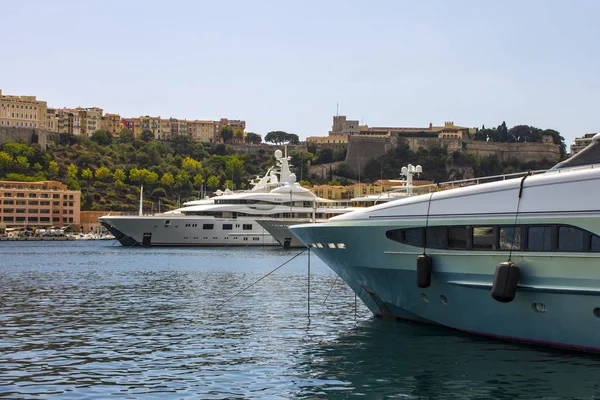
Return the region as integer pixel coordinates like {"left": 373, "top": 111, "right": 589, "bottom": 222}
{"left": 291, "top": 133, "right": 600, "bottom": 352}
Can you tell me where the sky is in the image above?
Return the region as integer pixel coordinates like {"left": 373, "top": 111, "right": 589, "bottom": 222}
{"left": 2, "top": 0, "right": 599, "bottom": 147}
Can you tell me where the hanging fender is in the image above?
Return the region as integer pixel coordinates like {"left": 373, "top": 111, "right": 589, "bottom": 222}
{"left": 416, "top": 254, "right": 432, "bottom": 288}
{"left": 491, "top": 261, "right": 520, "bottom": 303}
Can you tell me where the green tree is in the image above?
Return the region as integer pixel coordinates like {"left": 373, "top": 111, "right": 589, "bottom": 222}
{"left": 225, "top": 156, "right": 245, "bottom": 188}
{"left": 0, "top": 151, "right": 13, "bottom": 171}
{"left": 175, "top": 170, "right": 191, "bottom": 189}
{"left": 182, "top": 156, "right": 203, "bottom": 175}
{"left": 220, "top": 125, "right": 234, "bottom": 143}
{"left": 14, "top": 155, "right": 29, "bottom": 172}
{"left": 207, "top": 175, "right": 220, "bottom": 191}
{"left": 233, "top": 128, "right": 244, "bottom": 143}
{"left": 245, "top": 132, "right": 262, "bottom": 144}
{"left": 95, "top": 166, "right": 111, "bottom": 181}
{"left": 113, "top": 168, "right": 126, "bottom": 183}
{"left": 161, "top": 172, "right": 175, "bottom": 188}
{"left": 264, "top": 131, "right": 286, "bottom": 144}
{"left": 66, "top": 163, "right": 78, "bottom": 179}
{"left": 141, "top": 129, "right": 155, "bottom": 141}
{"left": 119, "top": 128, "right": 135, "bottom": 143}
{"left": 193, "top": 174, "right": 204, "bottom": 189}
{"left": 81, "top": 168, "right": 93, "bottom": 180}
{"left": 91, "top": 130, "right": 113, "bottom": 145}
{"left": 47, "top": 160, "right": 59, "bottom": 178}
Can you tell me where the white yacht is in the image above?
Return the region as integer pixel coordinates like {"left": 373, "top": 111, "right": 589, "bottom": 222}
{"left": 99, "top": 149, "right": 351, "bottom": 247}
{"left": 291, "top": 133, "right": 600, "bottom": 352}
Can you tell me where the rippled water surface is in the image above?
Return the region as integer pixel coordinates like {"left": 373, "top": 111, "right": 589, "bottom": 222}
{"left": 1, "top": 241, "right": 600, "bottom": 399}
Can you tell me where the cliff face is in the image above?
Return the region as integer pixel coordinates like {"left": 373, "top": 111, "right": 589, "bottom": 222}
{"left": 0, "top": 127, "right": 48, "bottom": 151}
{"left": 344, "top": 134, "right": 561, "bottom": 173}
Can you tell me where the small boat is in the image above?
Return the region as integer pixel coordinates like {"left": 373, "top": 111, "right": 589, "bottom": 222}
{"left": 290, "top": 133, "right": 600, "bottom": 352}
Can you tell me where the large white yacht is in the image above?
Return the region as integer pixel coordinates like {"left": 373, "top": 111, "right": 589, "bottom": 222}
{"left": 99, "top": 149, "right": 351, "bottom": 247}
{"left": 291, "top": 133, "right": 600, "bottom": 352}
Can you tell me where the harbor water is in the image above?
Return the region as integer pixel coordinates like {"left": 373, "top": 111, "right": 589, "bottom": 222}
{"left": 1, "top": 241, "right": 600, "bottom": 399}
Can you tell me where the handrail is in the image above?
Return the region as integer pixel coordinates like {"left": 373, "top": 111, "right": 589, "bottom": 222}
{"left": 377, "top": 169, "right": 549, "bottom": 201}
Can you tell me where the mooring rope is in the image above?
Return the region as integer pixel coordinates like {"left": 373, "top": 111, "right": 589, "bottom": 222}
{"left": 217, "top": 247, "right": 309, "bottom": 307}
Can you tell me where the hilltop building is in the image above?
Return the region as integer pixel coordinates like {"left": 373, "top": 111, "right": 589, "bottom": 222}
{"left": 0, "top": 89, "right": 48, "bottom": 129}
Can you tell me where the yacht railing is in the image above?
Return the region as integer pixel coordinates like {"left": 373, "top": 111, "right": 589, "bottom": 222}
{"left": 376, "top": 169, "right": 549, "bottom": 201}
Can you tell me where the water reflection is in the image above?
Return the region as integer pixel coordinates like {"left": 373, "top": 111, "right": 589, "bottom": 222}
{"left": 297, "top": 319, "right": 600, "bottom": 399}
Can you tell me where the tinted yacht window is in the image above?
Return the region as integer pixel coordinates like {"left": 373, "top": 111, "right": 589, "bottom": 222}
{"left": 558, "top": 226, "right": 586, "bottom": 251}
{"left": 527, "top": 226, "right": 553, "bottom": 251}
{"left": 448, "top": 226, "right": 468, "bottom": 249}
{"left": 473, "top": 226, "right": 494, "bottom": 249}
{"left": 499, "top": 227, "right": 521, "bottom": 250}
{"left": 426, "top": 227, "right": 446, "bottom": 249}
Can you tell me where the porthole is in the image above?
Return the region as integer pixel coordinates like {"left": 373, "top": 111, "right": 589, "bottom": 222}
{"left": 593, "top": 308, "right": 600, "bottom": 318}
{"left": 440, "top": 295, "right": 448, "bottom": 305}
{"left": 532, "top": 303, "right": 547, "bottom": 313}
{"left": 422, "top": 293, "right": 429, "bottom": 303}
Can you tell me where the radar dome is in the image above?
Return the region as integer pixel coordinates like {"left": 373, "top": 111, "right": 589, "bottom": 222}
{"left": 274, "top": 149, "right": 283, "bottom": 159}
{"left": 288, "top": 173, "right": 297, "bottom": 183}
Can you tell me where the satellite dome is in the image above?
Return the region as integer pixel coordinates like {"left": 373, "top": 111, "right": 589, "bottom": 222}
{"left": 274, "top": 149, "right": 283, "bottom": 159}
{"left": 288, "top": 173, "right": 297, "bottom": 183}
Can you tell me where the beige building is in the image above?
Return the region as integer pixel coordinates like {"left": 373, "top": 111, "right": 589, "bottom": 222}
{"left": 0, "top": 180, "right": 80, "bottom": 229}
{"left": 571, "top": 133, "right": 597, "bottom": 155}
{"left": 306, "top": 135, "right": 348, "bottom": 145}
{"left": 215, "top": 118, "right": 246, "bottom": 143}
{"left": 329, "top": 115, "right": 360, "bottom": 136}
{"left": 0, "top": 89, "right": 48, "bottom": 130}
{"left": 188, "top": 120, "right": 216, "bottom": 143}
{"left": 80, "top": 210, "right": 121, "bottom": 233}
{"left": 101, "top": 113, "right": 122, "bottom": 136}
{"left": 45, "top": 108, "right": 59, "bottom": 132}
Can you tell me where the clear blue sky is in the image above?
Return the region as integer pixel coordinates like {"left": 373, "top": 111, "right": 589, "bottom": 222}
{"left": 2, "top": 0, "right": 599, "bottom": 146}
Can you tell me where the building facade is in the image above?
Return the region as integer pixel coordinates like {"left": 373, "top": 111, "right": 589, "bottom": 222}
{"left": 80, "top": 210, "right": 121, "bottom": 233}
{"left": 571, "top": 133, "right": 597, "bottom": 155}
{"left": 0, "top": 89, "right": 48, "bottom": 130}
{"left": 0, "top": 180, "right": 81, "bottom": 229}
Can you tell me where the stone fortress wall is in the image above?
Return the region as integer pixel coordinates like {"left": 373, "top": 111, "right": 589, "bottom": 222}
{"left": 0, "top": 127, "right": 48, "bottom": 150}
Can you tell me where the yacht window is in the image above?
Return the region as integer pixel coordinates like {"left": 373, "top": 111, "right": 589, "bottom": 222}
{"left": 473, "top": 226, "right": 494, "bottom": 249}
{"left": 203, "top": 224, "right": 214, "bottom": 230}
{"left": 404, "top": 228, "right": 423, "bottom": 246}
{"left": 591, "top": 236, "right": 600, "bottom": 252}
{"left": 426, "top": 227, "right": 446, "bottom": 249}
{"left": 165, "top": 220, "right": 171, "bottom": 226}
{"left": 527, "top": 226, "right": 553, "bottom": 251}
{"left": 447, "top": 226, "right": 468, "bottom": 249}
{"left": 499, "top": 227, "right": 521, "bottom": 250}
{"left": 558, "top": 226, "right": 587, "bottom": 252}
{"left": 243, "top": 224, "right": 252, "bottom": 230}
{"left": 223, "top": 224, "right": 233, "bottom": 230}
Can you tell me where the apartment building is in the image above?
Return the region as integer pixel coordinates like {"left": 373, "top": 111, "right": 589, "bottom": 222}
{"left": 188, "top": 120, "right": 216, "bottom": 143}
{"left": 0, "top": 89, "right": 48, "bottom": 129}
{"left": 571, "top": 133, "right": 597, "bottom": 155}
{"left": 101, "top": 113, "right": 122, "bottom": 136}
{"left": 0, "top": 180, "right": 81, "bottom": 229}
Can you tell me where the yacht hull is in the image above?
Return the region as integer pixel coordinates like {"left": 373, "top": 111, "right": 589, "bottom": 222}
{"left": 100, "top": 215, "right": 280, "bottom": 247}
{"left": 256, "top": 219, "right": 315, "bottom": 248}
{"left": 293, "top": 219, "right": 600, "bottom": 352}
